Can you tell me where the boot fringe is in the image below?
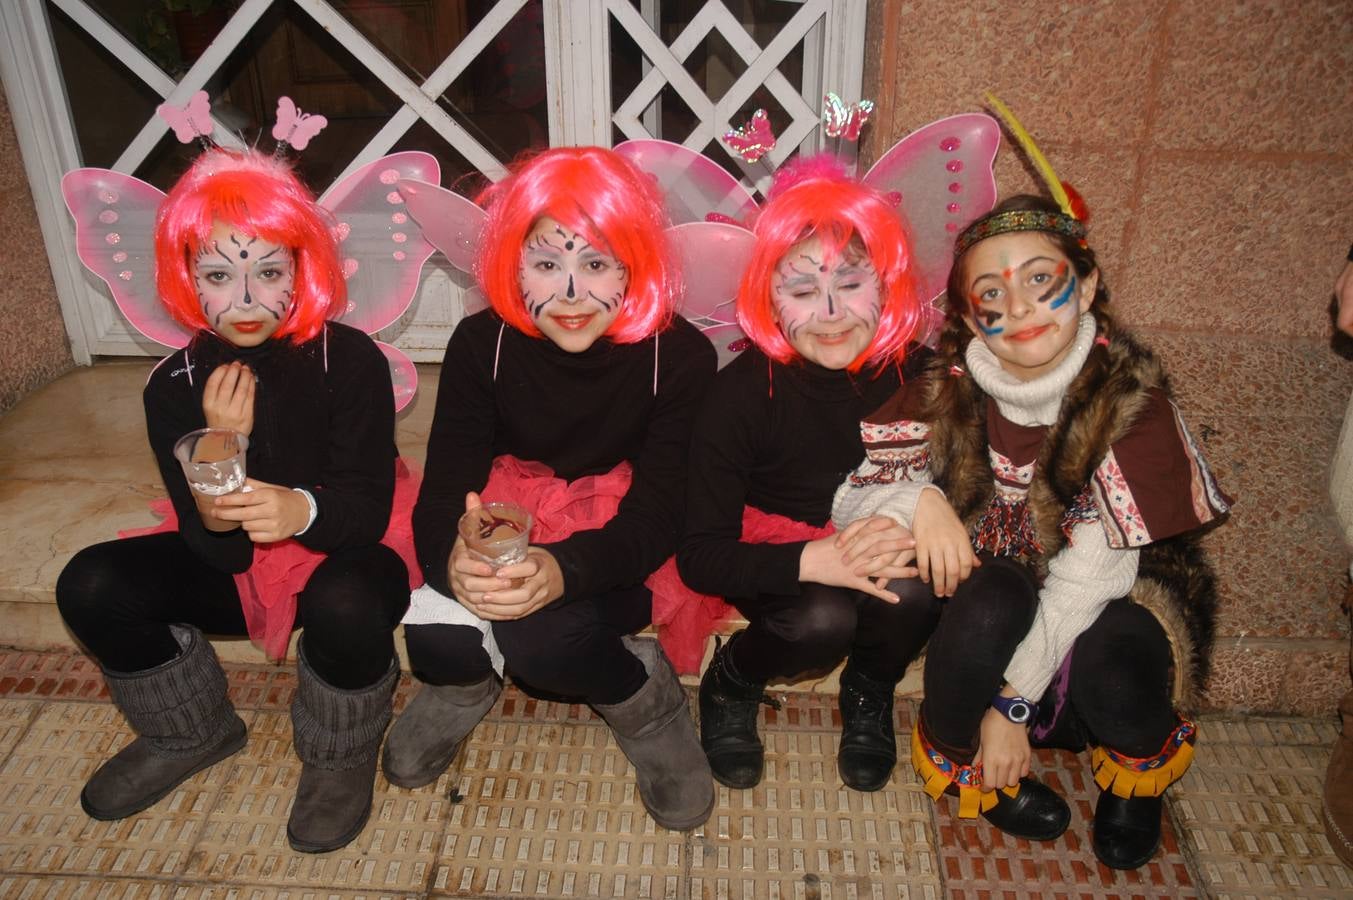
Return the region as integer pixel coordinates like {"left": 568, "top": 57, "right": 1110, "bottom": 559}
{"left": 910, "top": 721, "right": 1017, "bottom": 818}
{"left": 1091, "top": 718, "right": 1196, "bottom": 799}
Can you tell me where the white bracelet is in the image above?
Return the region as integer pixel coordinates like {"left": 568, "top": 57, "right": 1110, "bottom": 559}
{"left": 292, "top": 488, "right": 318, "bottom": 535}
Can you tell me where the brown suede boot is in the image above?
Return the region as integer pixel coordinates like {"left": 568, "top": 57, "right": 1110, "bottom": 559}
{"left": 1325, "top": 686, "right": 1353, "bottom": 868}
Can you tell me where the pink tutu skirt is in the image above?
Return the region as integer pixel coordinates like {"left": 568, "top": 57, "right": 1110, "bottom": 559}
{"left": 482, "top": 455, "right": 832, "bottom": 674}
{"left": 121, "top": 458, "right": 423, "bottom": 662}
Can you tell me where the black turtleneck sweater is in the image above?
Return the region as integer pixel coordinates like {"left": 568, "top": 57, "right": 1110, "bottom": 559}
{"left": 142, "top": 322, "right": 397, "bottom": 574}
{"left": 677, "top": 346, "right": 903, "bottom": 600}
{"left": 413, "top": 310, "right": 716, "bottom": 600}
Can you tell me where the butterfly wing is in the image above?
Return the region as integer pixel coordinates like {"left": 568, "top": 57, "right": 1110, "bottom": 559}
{"left": 394, "top": 177, "right": 487, "bottom": 275}
{"left": 668, "top": 221, "right": 756, "bottom": 369}
{"left": 374, "top": 340, "right": 419, "bottom": 413}
{"left": 614, "top": 139, "right": 759, "bottom": 226}
{"left": 61, "top": 169, "right": 191, "bottom": 348}
{"left": 863, "top": 113, "right": 1000, "bottom": 314}
{"left": 319, "top": 151, "right": 441, "bottom": 336}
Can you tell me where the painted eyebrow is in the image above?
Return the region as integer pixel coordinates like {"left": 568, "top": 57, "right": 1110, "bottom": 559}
{"left": 971, "top": 256, "right": 1060, "bottom": 283}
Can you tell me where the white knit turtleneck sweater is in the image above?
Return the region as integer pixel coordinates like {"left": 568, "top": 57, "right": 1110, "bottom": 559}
{"left": 833, "top": 313, "right": 1139, "bottom": 700}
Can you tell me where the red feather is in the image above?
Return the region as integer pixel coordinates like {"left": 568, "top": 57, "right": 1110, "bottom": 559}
{"left": 1061, "top": 181, "right": 1090, "bottom": 223}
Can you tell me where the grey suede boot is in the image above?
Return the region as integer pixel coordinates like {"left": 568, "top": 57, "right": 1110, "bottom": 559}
{"left": 382, "top": 674, "right": 502, "bottom": 789}
{"left": 287, "top": 642, "right": 398, "bottom": 853}
{"left": 82, "top": 624, "right": 247, "bottom": 820}
{"left": 594, "top": 637, "right": 715, "bottom": 831}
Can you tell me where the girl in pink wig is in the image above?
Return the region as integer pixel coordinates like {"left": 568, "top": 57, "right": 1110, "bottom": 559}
{"left": 56, "top": 147, "right": 418, "bottom": 854}
{"left": 677, "top": 158, "right": 939, "bottom": 793}
{"left": 389, "top": 147, "right": 717, "bottom": 831}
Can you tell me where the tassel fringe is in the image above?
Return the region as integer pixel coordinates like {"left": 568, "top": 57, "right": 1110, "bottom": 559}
{"left": 1091, "top": 718, "right": 1197, "bottom": 798}
{"left": 910, "top": 723, "right": 1018, "bottom": 818}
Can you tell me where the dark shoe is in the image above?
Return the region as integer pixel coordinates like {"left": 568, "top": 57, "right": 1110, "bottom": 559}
{"left": 1323, "top": 687, "right": 1353, "bottom": 868}
{"left": 837, "top": 664, "right": 897, "bottom": 792}
{"left": 382, "top": 675, "right": 502, "bottom": 789}
{"left": 1093, "top": 791, "right": 1163, "bottom": 869}
{"left": 82, "top": 624, "right": 247, "bottom": 820}
{"left": 288, "top": 755, "right": 380, "bottom": 853}
{"left": 287, "top": 644, "right": 398, "bottom": 853}
{"left": 980, "top": 777, "right": 1071, "bottom": 841}
{"left": 595, "top": 637, "right": 714, "bottom": 831}
{"left": 698, "top": 632, "right": 774, "bottom": 789}
{"left": 82, "top": 717, "right": 246, "bottom": 820}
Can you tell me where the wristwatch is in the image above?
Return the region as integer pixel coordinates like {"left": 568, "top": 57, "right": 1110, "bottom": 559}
{"left": 990, "top": 693, "right": 1038, "bottom": 725}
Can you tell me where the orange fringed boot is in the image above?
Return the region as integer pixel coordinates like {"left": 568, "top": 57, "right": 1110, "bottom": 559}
{"left": 1090, "top": 718, "right": 1197, "bottom": 869}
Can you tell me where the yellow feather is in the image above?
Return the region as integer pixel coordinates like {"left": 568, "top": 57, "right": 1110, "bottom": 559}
{"left": 984, "top": 92, "right": 1074, "bottom": 217}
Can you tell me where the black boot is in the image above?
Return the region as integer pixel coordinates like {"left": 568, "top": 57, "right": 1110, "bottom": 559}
{"left": 980, "top": 777, "right": 1072, "bottom": 841}
{"left": 287, "top": 642, "right": 398, "bottom": 853}
{"left": 1093, "top": 791, "right": 1163, "bottom": 869}
{"left": 82, "top": 624, "right": 247, "bottom": 820}
{"left": 698, "top": 632, "right": 774, "bottom": 789}
{"left": 837, "top": 664, "right": 898, "bottom": 791}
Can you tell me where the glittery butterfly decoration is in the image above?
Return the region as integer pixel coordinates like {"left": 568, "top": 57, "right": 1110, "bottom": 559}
{"left": 821, "top": 92, "right": 875, "bottom": 142}
{"left": 155, "top": 90, "right": 213, "bottom": 145}
{"left": 271, "top": 96, "right": 328, "bottom": 152}
{"left": 61, "top": 94, "right": 440, "bottom": 411}
{"left": 722, "top": 109, "right": 777, "bottom": 164}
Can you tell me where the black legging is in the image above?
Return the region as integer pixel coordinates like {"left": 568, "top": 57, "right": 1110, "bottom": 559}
{"left": 56, "top": 532, "right": 409, "bottom": 690}
{"left": 403, "top": 584, "right": 652, "bottom": 706}
{"left": 921, "top": 553, "right": 1176, "bottom": 760}
{"left": 728, "top": 579, "right": 943, "bottom": 685}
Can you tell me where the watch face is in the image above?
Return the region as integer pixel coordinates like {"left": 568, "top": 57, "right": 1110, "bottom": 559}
{"left": 1007, "top": 701, "right": 1032, "bottom": 723}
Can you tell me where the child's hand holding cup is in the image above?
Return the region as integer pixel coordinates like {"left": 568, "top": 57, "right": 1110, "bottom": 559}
{"left": 174, "top": 427, "right": 249, "bottom": 496}
{"left": 458, "top": 502, "right": 533, "bottom": 587}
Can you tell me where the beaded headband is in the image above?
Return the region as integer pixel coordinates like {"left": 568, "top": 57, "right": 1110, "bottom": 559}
{"left": 954, "top": 208, "right": 1086, "bottom": 256}
{"left": 953, "top": 94, "right": 1089, "bottom": 257}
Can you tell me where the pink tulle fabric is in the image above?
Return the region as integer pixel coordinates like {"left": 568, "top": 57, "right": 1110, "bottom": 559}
{"left": 120, "top": 459, "right": 423, "bottom": 661}
{"left": 481, "top": 455, "right": 833, "bottom": 674}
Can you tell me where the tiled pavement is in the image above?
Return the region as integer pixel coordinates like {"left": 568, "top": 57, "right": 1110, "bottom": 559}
{"left": 0, "top": 648, "right": 1348, "bottom": 899}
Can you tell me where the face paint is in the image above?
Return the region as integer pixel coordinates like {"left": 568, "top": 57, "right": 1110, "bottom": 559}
{"left": 770, "top": 234, "right": 882, "bottom": 370}
{"left": 961, "top": 231, "right": 1096, "bottom": 381}
{"left": 1035, "top": 261, "right": 1075, "bottom": 310}
{"left": 194, "top": 219, "right": 295, "bottom": 347}
{"left": 519, "top": 216, "right": 628, "bottom": 352}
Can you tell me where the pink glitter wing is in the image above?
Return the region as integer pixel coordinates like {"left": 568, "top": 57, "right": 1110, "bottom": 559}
{"left": 862, "top": 113, "right": 1000, "bottom": 339}
{"left": 272, "top": 96, "right": 328, "bottom": 151}
{"left": 318, "top": 151, "right": 441, "bottom": 336}
{"left": 722, "top": 109, "right": 776, "bottom": 163}
{"left": 61, "top": 168, "right": 193, "bottom": 348}
{"left": 156, "top": 90, "right": 213, "bottom": 144}
{"left": 613, "top": 139, "right": 759, "bottom": 226}
{"left": 393, "top": 177, "right": 487, "bottom": 275}
{"left": 668, "top": 221, "right": 756, "bottom": 369}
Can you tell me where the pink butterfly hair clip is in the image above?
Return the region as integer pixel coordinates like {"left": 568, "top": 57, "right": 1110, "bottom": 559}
{"left": 822, "top": 92, "right": 875, "bottom": 142}
{"left": 272, "top": 96, "right": 328, "bottom": 154}
{"left": 156, "top": 90, "right": 214, "bottom": 148}
{"left": 723, "top": 109, "right": 777, "bottom": 165}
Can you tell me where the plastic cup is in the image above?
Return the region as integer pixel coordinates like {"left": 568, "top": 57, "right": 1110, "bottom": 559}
{"left": 173, "top": 427, "right": 248, "bottom": 496}
{"left": 458, "top": 502, "right": 533, "bottom": 567}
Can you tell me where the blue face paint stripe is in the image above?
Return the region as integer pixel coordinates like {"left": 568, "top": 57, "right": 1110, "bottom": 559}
{"left": 1048, "top": 274, "right": 1077, "bottom": 310}
{"left": 976, "top": 320, "right": 1004, "bottom": 336}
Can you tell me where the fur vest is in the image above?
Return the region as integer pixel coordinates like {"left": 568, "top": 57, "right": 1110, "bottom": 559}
{"left": 915, "top": 324, "right": 1222, "bottom": 707}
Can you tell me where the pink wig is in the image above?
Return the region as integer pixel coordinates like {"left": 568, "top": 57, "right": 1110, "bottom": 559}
{"left": 154, "top": 148, "right": 343, "bottom": 344}
{"left": 736, "top": 158, "right": 921, "bottom": 372}
{"left": 475, "top": 146, "right": 676, "bottom": 343}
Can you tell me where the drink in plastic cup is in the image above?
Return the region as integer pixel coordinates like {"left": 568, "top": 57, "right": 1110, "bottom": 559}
{"left": 458, "top": 502, "right": 533, "bottom": 566}
{"left": 173, "top": 428, "right": 248, "bottom": 496}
